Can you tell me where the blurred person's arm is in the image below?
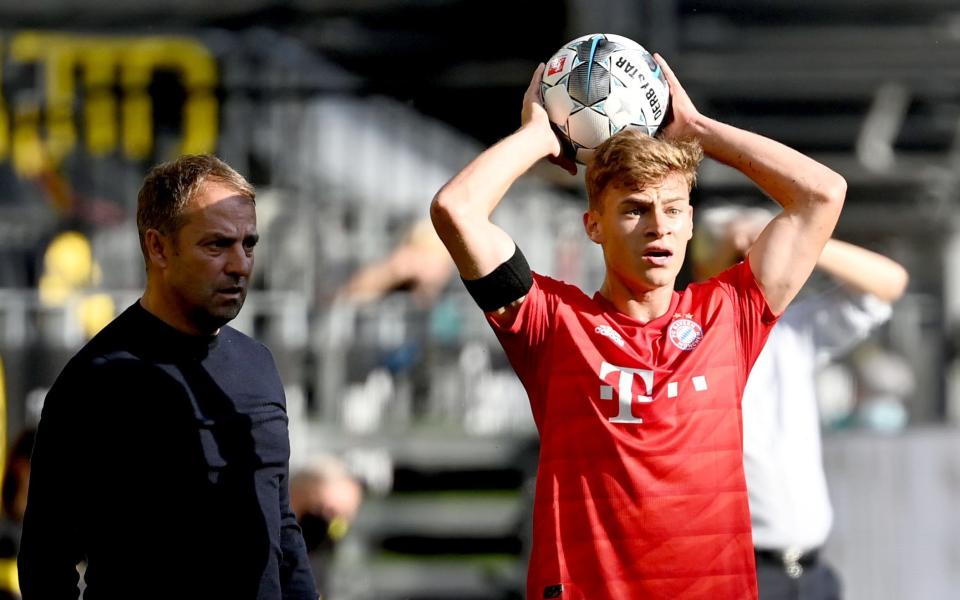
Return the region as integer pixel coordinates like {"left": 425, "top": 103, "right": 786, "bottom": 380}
{"left": 431, "top": 63, "right": 573, "bottom": 326}
{"left": 657, "top": 55, "right": 846, "bottom": 315}
{"left": 337, "top": 219, "right": 454, "bottom": 305}
{"left": 18, "top": 384, "right": 83, "bottom": 599}
{"left": 786, "top": 240, "right": 909, "bottom": 366}
{"left": 815, "top": 239, "right": 908, "bottom": 303}
{"left": 729, "top": 215, "right": 909, "bottom": 303}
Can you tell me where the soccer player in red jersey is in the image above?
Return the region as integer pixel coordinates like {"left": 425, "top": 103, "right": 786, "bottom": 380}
{"left": 430, "top": 55, "right": 846, "bottom": 600}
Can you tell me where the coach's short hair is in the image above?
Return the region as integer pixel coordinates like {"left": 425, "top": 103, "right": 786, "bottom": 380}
{"left": 136, "top": 154, "right": 255, "bottom": 266}
{"left": 585, "top": 130, "right": 703, "bottom": 212}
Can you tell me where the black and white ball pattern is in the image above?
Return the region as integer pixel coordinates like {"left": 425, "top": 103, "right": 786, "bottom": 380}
{"left": 541, "top": 33, "right": 669, "bottom": 164}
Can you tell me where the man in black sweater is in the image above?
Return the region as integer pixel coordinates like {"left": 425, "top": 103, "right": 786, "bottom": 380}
{"left": 18, "top": 155, "right": 318, "bottom": 599}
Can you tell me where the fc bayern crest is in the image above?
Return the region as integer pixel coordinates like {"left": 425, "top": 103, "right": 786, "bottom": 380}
{"left": 668, "top": 318, "right": 703, "bottom": 351}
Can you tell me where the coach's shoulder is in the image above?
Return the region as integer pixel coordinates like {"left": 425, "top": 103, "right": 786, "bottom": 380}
{"left": 219, "top": 324, "right": 279, "bottom": 362}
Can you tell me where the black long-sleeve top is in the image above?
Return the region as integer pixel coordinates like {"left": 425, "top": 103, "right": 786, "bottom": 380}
{"left": 19, "top": 302, "right": 318, "bottom": 600}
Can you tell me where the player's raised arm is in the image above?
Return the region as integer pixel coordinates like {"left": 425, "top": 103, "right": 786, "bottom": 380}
{"left": 656, "top": 54, "right": 846, "bottom": 314}
{"left": 431, "top": 64, "right": 572, "bottom": 321}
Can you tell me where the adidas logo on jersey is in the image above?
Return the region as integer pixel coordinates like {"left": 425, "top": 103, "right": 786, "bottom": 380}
{"left": 595, "top": 324, "right": 625, "bottom": 347}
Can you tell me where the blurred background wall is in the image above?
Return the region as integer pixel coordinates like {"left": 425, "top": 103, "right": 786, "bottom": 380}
{"left": 0, "top": 1, "right": 958, "bottom": 598}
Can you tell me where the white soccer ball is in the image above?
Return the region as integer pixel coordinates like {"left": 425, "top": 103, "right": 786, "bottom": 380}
{"left": 541, "top": 33, "right": 670, "bottom": 164}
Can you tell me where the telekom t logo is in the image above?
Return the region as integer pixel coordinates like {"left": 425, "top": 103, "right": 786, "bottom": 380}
{"left": 599, "top": 362, "right": 652, "bottom": 423}
{"left": 598, "top": 361, "right": 708, "bottom": 424}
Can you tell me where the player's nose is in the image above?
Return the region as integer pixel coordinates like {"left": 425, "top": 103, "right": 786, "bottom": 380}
{"left": 646, "top": 210, "right": 671, "bottom": 237}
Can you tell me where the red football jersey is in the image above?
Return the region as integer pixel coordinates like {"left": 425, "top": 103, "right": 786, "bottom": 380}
{"left": 488, "top": 259, "right": 778, "bottom": 600}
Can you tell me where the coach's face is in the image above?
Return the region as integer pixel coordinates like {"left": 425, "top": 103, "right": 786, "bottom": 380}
{"left": 159, "top": 181, "right": 258, "bottom": 334}
{"left": 584, "top": 172, "right": 693, "bottom": 293}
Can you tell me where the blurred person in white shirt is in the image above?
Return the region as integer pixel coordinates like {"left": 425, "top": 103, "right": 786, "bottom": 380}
{"left": 692, "top": 203, "right": 909, "bottom": 600}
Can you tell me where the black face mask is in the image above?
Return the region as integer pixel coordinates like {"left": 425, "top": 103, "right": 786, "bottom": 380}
{"left": 299, "top": 512, "right": 334, "bottom": 554}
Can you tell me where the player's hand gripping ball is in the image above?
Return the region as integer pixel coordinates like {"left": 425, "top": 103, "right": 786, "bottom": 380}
{"left": 541, "top": 33, "right": 669, "bottom": 164}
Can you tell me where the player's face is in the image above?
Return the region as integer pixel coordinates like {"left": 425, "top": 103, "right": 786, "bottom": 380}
{"left": 162, "top": 181, "right": 258, "bottom": 334}
{"left": 585, "top": 172, "right": 693, "bottom": 292}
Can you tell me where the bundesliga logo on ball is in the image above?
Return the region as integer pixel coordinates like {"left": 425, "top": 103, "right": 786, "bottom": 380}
{"left": 541, "top": 33, "right": 670, "bottom": 164}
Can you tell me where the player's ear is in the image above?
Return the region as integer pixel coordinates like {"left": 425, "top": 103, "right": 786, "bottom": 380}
{"left": 583, "top": 210, "right": 602, "bottom": 244}
{"left": 144, "top": 229, "right": 170, "bottom": 269}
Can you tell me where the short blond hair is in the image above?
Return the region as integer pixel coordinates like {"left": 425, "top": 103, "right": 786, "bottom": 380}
{"left": 585, "top": 130, "right": 703, "bottom": 211}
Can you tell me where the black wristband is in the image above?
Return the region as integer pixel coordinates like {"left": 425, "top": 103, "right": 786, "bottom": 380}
{"left": 462, "top": 245, "right": 534, "bottom": 312}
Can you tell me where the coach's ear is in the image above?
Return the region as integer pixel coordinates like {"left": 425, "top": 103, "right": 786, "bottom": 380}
{"left": 144, "top": 229, "right": 171, "bottom": 269}
{"left": 583, "top": 210, "right": 602, "bottom": 245}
